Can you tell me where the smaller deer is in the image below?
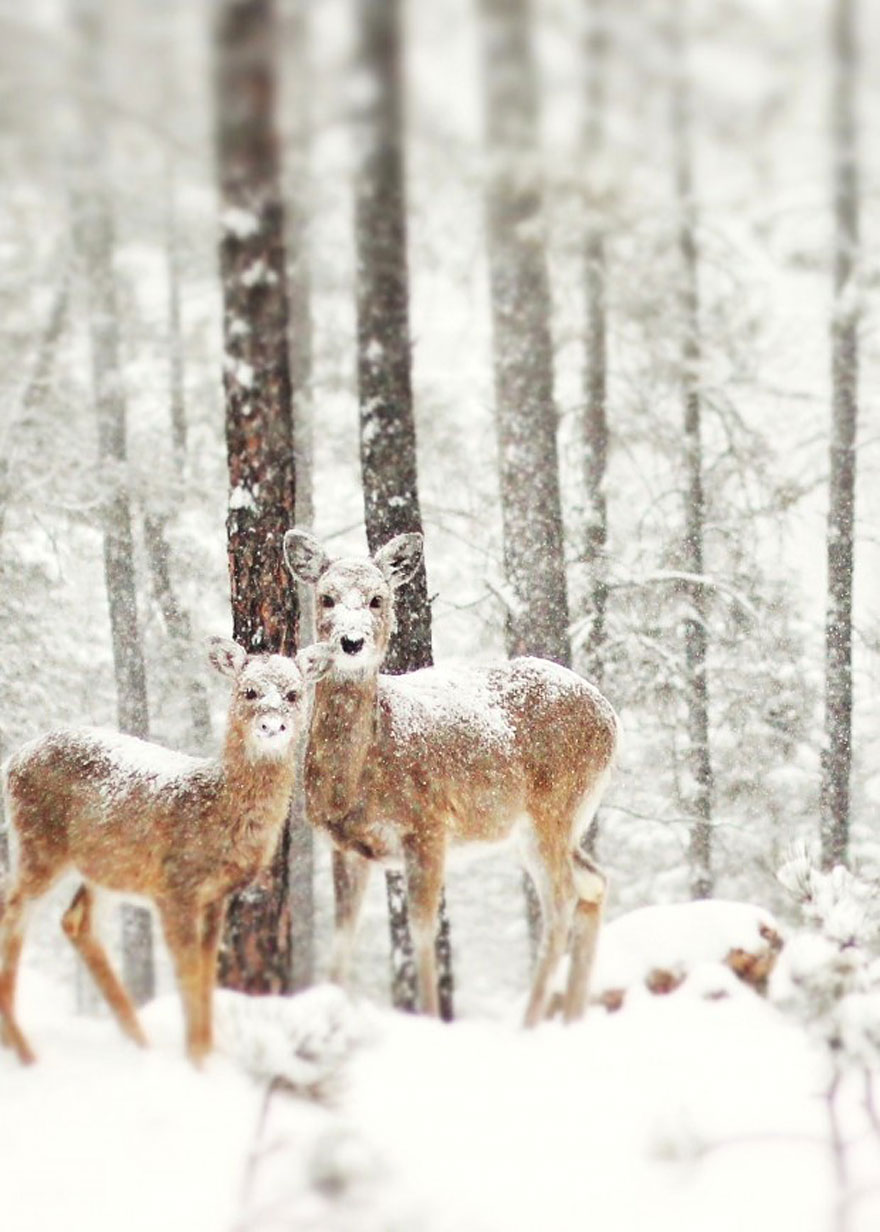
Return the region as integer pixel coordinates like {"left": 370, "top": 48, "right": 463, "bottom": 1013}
{"left": 284, "top": 528, "right": 619, "bottom": 1026}
{"left": 0, "top": 637, "right": 331, "bottom": 1066}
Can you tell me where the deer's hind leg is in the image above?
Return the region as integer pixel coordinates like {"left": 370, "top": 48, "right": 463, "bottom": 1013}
{"left": 62, "top": 883, "right": 148, "bottom": 1048}
{"left": 520, "top": 815, "right": 576, "bottom": 1029}
{"left": 563, "top": 850, "right": 606, "bottom": 1023}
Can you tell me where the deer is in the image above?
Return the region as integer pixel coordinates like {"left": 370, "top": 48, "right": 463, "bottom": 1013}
{"left": 0, "top": 636, "right": 331, "bottom": 1067}
{"left": 283, "top": 528, "right": 620, "bottom": 1027}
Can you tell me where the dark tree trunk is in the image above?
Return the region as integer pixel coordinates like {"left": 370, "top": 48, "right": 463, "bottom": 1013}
{"left": 582, "top": 0, "right": 609, "bottom": 688}
{"left": 478, "top": 0, "right": 572, "bottom": 669}
{"left": 215, "top": 0, "right": 299, "bottom": 992}
{"left": 821, "top": 0, "right": 859, "bottom": 871}
{"left": 669, "top": 4, "right": 713, "bottom": 899}
{"left": 282, "top": 0, "right": 316, "bottom": 992}
{"left": 70, "top": 0, "right": 154, "bottom": 1005}
{"left": 352, "top": 0, "right": 453, "bottom": 1020}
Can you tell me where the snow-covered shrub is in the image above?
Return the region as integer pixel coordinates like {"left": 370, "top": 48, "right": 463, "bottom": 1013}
{"left": 771, "top": 847, "right": 880, "bottom": 1068}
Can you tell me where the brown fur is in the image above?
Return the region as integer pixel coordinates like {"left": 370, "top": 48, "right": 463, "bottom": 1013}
{"left": 0, "top": 639, "right": 330, "bottom": 1066}
{"left": 284, "top": 529, "right": 619, "bottom": 1025}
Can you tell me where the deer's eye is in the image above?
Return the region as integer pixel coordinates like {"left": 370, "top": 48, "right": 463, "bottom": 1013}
{"left": 244, "top": 687, "right": 259, "bottom": 701}
{"left": 285, "top": 690, "right": 299, "bottom": 704}
{"left": 370, "top": 595, "right": 382, "bottom": 610}
{"left": 321, "top": 594, "right": 335, "bottom": 609}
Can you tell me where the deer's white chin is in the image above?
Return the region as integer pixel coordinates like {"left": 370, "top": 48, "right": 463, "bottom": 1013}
{"left": 331, "top": 649, "right": 380, "bottom": 676}
{"left": 247, "top": 730, "right": 295, "bottom": 759}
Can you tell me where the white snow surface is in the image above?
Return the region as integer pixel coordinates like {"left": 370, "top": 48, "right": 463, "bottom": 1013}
{"left": 4, "top": 946, "right": 879, "bottom": 1232}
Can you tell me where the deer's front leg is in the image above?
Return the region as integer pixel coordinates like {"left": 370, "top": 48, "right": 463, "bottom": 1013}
{"left": 402, "top": 835, "right": 445, "bottom": 1018}
{"left": 198, "top": 898, "right": 227, "bottom": 1057}
{"left": 158, "top": 897, "right": 206, "bottom": 1066}
{"left": 329, "top": 847, "right": 371, "bottom": 986}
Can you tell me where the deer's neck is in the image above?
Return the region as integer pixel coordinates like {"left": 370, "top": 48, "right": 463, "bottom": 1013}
{"left": 306, "top": 673, "right": 379, "bottom": 823}
{"left": 220, "top": 730, "right": 298, "bottom": 840}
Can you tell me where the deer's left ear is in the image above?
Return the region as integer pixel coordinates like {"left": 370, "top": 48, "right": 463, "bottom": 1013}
{"left": 373, "top": 533, "right": 424, "bottom": 590}
{"left": 206, "top": 636, "right": 248, "bottom": 678}
{"left": 296, "top": 642, "right": 334, "bottom": 684}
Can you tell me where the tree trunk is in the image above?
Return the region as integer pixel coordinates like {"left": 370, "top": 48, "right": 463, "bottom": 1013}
{"left": 580, "top": 0, "right": 610, "bottom": 858}
{"left": 282, "top": 0, "right": 316, "bottom": 992}
{"left": 821, "top": 0, "right": 859, "bottom": 871}
{"left": 70, "top": 0, "right": 154, "bottom": 1004}
{"left": 478, "top": 0, "right": 571, "bottom": 949}
{"left": 0, "top": 271, "right": 69, "bottom": 545}
{"left": 215, "top": 0, "right": 299, "bottom": 992}
{"left": 478, "top": 0, "right": 572, "bottom": 669}
{"left": 669, "top": 3, "right": 713, "bottom": 899}
{"left": 143, "top": 514, "right": 212, "bottom": 749}
{"left": 582, "top": 0, "right": 609, "bottom": 688}
{"left": 352, "top": 0, "right": 453, "bottom": 1020}
{"left": 164, "top": 151, "right": 188, "bottom": 468}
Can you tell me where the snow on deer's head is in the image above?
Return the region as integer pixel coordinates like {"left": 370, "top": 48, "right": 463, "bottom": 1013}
{"left": 206, "top": 637, "right": 332, "bottom": 757}
{"left": 283, "top": 528, "right": 423, "bottom": 676}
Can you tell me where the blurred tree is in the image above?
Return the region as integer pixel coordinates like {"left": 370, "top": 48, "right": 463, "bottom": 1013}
{"left": 478, "top": 0, "right": 571, "bottom": 947}
{"left": 581, "top": 0, "right": 610, "bottom": 689}
{"left": 214, "top": 0, "right": 300, "bottom": 992}
{"left": 352, "top": 0, "right": 454, "bottom": 1019}
{"left": 138, "top": 15, "right": 213, "bottom": 756}
{"left": 281, "top": 0, "right": 317, "bottom": 992}
{"left": 669, "top": 0, "right": 714, "bottom": 899}
{"left": 70, "top": 0, "right": 155, "bottom": 1005}
{"left": 478, "top": 0, "right": 571, "bottom": 668}
{"left": 821, "top": 0, "right": 859, "bottom": 871}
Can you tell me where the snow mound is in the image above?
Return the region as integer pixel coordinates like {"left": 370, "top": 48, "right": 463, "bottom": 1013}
{"left": 214, "top": 984, "right": 372, "bottom": 1092}
{"left": 592, "top": 900, "right": 784, "bottom": 1007}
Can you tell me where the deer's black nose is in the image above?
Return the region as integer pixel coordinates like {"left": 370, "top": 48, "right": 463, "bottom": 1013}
{"left": 341, "top": 636, "right": 365, "bottom": 656}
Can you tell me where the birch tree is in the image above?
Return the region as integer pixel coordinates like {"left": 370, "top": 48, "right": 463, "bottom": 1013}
{"left": 352, "top": 0, "right": 453, "bottom": 1018}
{"left": 215, "top": 0, "right": 300, "bottom": 992}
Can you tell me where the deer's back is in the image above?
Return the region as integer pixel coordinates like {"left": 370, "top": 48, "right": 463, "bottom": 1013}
{"left": 4, "top": 729, "right": 218, "bottom": 892}
{"left": 374, "top": 657, "right": 617, "bottom": 841}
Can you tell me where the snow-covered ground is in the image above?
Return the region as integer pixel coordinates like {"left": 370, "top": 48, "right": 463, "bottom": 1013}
{"left": 4, "top": 915, "right": 879, "bottom": 1232}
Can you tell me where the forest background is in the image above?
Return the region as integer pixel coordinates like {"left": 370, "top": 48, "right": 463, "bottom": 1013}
{"left": 0, "top": 0, "right": 878, "bottom": 1018}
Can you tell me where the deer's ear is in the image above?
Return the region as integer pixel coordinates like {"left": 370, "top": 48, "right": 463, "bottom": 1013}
{"left": 284, "top": 528, "right": 330, "bottom": 584}
{"left": 206, "top": 636, "right": 248, "bottom": 678}
{"left": 296, "top": 642, "right": 334, "bottom": 684}
{"left": 373, "top": 533, "right": 423, "bottom": 590}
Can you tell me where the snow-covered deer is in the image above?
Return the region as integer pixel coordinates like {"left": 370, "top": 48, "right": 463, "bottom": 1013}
{"left": 284, "top": 528, "right": 619, "bottom": 1025}
{"left": 0, "top": 637, "right": 331, "bottom": 1066}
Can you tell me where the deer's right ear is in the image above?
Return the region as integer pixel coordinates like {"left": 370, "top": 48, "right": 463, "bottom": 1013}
{"left": 296, "top": 642, "right": 334, "bottom": 684}
{"left": 283, "top": 528, "right": 330, "bottom": 584}
{"left": 206, "top": 636, "right": 248, "bottom": 678}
